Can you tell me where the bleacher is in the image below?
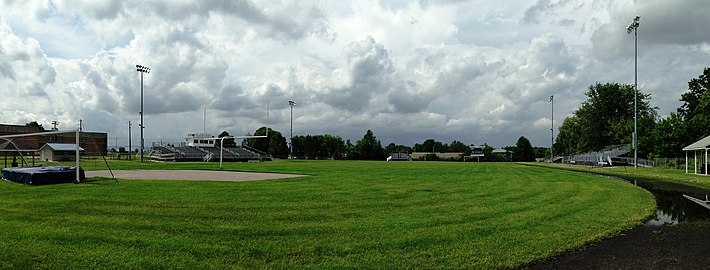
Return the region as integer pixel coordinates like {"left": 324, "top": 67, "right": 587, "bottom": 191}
{"left": 175, "top": 146, "right": 207, "bottom": 158}
{"left": 233, "top": 147, "right": 260, "bottom": 157}
{"left": 560, "top": 145, "right": 632, "bottom": 166}
{"left": 150, "top": 145, "right": 178, "bottom": 161}
{"left": 150, "top": 143, "right": 266, "bottom": 162}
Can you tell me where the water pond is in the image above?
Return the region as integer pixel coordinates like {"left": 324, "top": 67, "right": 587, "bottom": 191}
{"left": 587, "top": 173, "right": 710, "bottom": 226}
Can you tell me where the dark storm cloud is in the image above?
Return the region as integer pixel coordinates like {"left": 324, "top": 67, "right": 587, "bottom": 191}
{"left": 388, "top": 82, "right": 429, "bottom": 114}
{"left": 528, "top": 34, "right": 577, "bottom": 77}
{"left": 432, "top": 58, "right": 490, "bottom": 95}
{"left": 209, "top": 83, "right": 251, "bottom": 111}
{"left": 147, "top": 0, "right": 327, "bottom": 40}
{"left": 591, "top": 0, "right": 710, "bottom": 62}
{"left": 323, "top": 36, "right": 393, "bottom": 112}
{"left": 636, "top": 0, "right": 710, "bottom": 45}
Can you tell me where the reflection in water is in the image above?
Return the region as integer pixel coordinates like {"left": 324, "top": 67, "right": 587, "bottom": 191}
{"left": 645, "top": 210, "right": 678, "bottom": 226}
{"left": 639, "top": 183, "right": 710, "bottom": 227}
{"left": 585, "top": 172, "right": 710, "bottom": 226}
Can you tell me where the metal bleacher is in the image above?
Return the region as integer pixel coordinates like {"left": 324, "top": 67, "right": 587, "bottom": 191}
{"left": 560, "top": 145, "right": 632, "bottom": 166}
{"left": 150, "top": 143, "right": 265, "bottom": 162}
{"left": 229, "top": 147, "right": 258, "bottom": 157}
{"left": 175, "top": 146, "right": 208, "bottom": 158}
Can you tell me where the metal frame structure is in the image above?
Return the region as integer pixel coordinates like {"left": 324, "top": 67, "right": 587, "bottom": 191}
{"left": 0, "top": 129, "right": 81, "bottom": 183}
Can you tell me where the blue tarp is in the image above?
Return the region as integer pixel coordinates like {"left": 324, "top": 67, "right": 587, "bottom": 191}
{"left": 1, "top": 166, "right": 85, "bottom": 185}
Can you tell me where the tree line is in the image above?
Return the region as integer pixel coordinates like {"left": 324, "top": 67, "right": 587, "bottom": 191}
{"left": 554, "top": 67, "right": 710, "bottom": 159}
{"left": 231, "top": 127, "right": 540, "bottom": 161}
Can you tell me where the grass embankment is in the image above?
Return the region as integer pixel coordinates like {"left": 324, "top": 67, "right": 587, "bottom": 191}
{"left": 0, "top": 161, "right": 654, "bottom": 269}
{"left": 528, "top": 162, "right": 710, "bottom": 191}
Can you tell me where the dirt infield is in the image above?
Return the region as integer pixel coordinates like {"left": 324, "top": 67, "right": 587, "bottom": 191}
{"left": 85, "top": 170, "right": 307, "bottom": 182}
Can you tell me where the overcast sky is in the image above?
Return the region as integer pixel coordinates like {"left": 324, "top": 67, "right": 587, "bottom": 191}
{"left": 1, "top": 0, "right": 709, "bottom": 149}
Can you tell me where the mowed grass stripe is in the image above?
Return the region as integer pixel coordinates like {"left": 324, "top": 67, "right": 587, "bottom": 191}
{"left": 0, "top": 161, "right": 654, "bottom": 269}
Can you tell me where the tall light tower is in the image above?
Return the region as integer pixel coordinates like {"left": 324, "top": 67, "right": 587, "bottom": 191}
{"left": 289, "top": 100, "right": 296, "bottom": 159}
{"left": 627, "top": 16, "right": 640, "bottom": 168}
{"left": 136, "top": 64, "right": 150, "bottom": 162}
{"left": 550, "top": 95, "right": 554, "bottom": 163}
{"left": 128, "top": 121, "right": 132, "bottom": 160}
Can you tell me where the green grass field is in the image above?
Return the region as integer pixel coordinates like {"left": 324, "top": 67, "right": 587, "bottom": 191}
{"left": 0, "top": 161, "right": 655, "bottom": 269}
{"left": 529, "top": 163, "right": 710, "bottom": 190}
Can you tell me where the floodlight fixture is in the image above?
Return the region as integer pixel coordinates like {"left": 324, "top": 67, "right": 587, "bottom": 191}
{"left": 626, "top": 16, "right": 640, "bottom": 34}
{"left": 136, "top": 64, "right": 150, "bottom": 162}
{"left": 626, "top": 16, "right": 640, "bottom": 168}
{"left": 136, "top": 65, "right": 150, "bottom": 74}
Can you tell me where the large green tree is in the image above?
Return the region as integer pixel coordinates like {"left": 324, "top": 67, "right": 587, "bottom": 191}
{"left": 291, "top": 134, "right": 346, "bottom": 159}
{"left": 321, "top": 134, "right": 346, "bottom": 159}
{"left": 649, "top": 112, "right": 686, "bottom": 158}
{"left": 554, "top": 115, "right": 582, "bottom": 156}
{"left": 243, "top": 127, "right": 288, "bottom": 157}
{"left": 647, "top": 67, "right": 710, "bottom": 158}
{"left": 25, "top": 121, "right": 44, "bottom": 130}
{"left": 217, "top": 131, "right": 236, "bottom": 148}
{"left": 677, "top": 67, "right": 710, "bottom": 146}
{"left": 384, "top": 143, "right": 412, "bottom": 155}
{"left": 353, "top": 130, "right": 385, "bottom": 160}
{"left": 512, "top": 136, "right": 535, "bottom": 162}
{"left": 678, "top": 67, "right": 710, "bottom": 118}
{"left": 449, "top": 140, "right": 471, "bottom": 155}
{"left": 413, "top": 139, "right": 448, "bottom": 152}
{"left": 554, "top": 82, "right": 656, "bottom": 156}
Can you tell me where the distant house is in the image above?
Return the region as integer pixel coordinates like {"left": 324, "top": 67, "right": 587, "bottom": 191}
{"left": 40, "top": 143, "right": 84, "bottom": 162}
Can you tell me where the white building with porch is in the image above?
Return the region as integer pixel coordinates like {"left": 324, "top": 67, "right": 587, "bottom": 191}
{"left": 683, "top": 135, "right": 710, "bottom": 175}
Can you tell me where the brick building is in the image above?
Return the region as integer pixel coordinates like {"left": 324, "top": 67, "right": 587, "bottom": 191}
{"left": 0, "top": 124, "right": 107, "bottom": 156}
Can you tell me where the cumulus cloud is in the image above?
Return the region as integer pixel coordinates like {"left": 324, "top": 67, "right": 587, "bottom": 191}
{"left": 0, "top": 0, "right": 708, "bottom": 148}
{"left": 522, "top": 0, "right": 563, "bottom": 24}
{"left": 0, "top": 21, "right": 55, "bottom": 97}
{"left": 322, "top": 36, "right": 393, "bottom": 112}
{"left": 591, "top": 0, "right": 710, "bottom": 62}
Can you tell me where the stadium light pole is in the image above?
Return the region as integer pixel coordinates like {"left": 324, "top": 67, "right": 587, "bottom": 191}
{"left": 627, "top": 16, "right": 639, "bottom": 168}
{"left": 289, "top": 100, "right": 295, "bottom": 159}
{"left": 136, "top": 64, "right": 150, "bottom": 163}
{"left": 128, "top": 121, "right": 132, "bottom": 160}
{"left": 550, "top": 95, "right": 554, "bottom": 163}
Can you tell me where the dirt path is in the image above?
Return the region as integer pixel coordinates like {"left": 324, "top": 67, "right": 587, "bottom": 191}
{"left": 86, "top": 170, "right": 307, "bottom": 182}
{"left": 525, "top": 221, "right": 710, "bottom": 269}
